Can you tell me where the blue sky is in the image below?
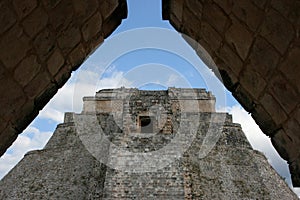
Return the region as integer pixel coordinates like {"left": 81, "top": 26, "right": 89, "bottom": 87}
{"left": 0, "top": 0, "right": 299, "bottom": 196}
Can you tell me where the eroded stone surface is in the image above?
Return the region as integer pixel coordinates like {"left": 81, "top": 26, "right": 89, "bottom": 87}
{"left": 0, "top": 88, "right": 297, "bottom": 199}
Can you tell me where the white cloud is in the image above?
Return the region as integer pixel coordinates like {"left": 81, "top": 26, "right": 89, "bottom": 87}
{"left": 0, "top": 126, "right": 52, "bottom": 180}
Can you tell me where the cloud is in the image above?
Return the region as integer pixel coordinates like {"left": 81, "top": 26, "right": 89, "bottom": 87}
{"left": 0, "top": 126, "right": 52, "bottom": 180}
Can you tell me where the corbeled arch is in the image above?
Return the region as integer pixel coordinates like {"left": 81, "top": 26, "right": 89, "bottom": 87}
{"left": 0, "top": 0, "right": 127, "bottom": 156}
{"left": 162, "top": 0, "right": 300, "bottom": 186}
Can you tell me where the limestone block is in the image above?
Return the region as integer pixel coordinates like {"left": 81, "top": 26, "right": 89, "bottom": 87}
{"left": 14, "top": 55, "right": 41, "bottom": 87}
{"left": 259, "top": 93, "right": 287, "bottom": 125}
{"left": 33, "top": 28, "right": 56, "bottom": 61}
{"left": 225, "top": 17, "right": 254, "bottom": 60}
{"left": 171, "top": 0, "right": 184, "bottom": 21}
{"left": 201, "top": 21, "right": 222, "bottom": 50}
{"left": 22, "top": 7, "right": 48, "bottom": 38}
{"left": 271, "top": 129, "right": 299, "bottom": 161}
{"left": 47, "top": 49, "right": 65, "bottom": 76}
{"left": 271, "top": 0, "right": 300, "bottom": 24}
{"left": 260, "top": 9, "right": 294, "bottom": 54}
{"left": 0, "top": 26, "right": 30, "bottom": 69}
{"left": 82, "top": 12, "right": 102, "bottom": 42}
{"left": 48, "top": 0, "right": 73, "bottom": 31}
{"left": 218, "top": 44, "right": 243, "bottom": 77}
{"left": 279, "top": 47, "right": 300, "bottom": 93}
{"left": 0, "top": 2, "right": 16, "bottom": 34}
{"left": 248, "top": 36, "right": 280, "bottom": 79}
{"left": 0, "top": 78, "right": 26, "bottom": 121}
{"left": 185, "top": 0, "right": 203, "bottom": 18}
{"left": 202, "top": 2, "right": 228, "bottom": 34}
{"left": 68, "top": 44, "right": 87, "bottom": 70}
{"left": 99, "top": 0, "right": 119, "bottom": 20}
{"left": 269, "top": 73, "right": 298, "bottom": 114}
{"left": 240, "top": 65, "right": 267, "bottom": 98}
{"left": 72, "top": 0, "right": 98, "bottom": 22}
{"left": 232, "top": 0, "right": 264, "bottom": 31}
{"left": 57, "top": 26, "right": 81, "bottom": 55}
{"left": 213, "top": 0, "right": 233, "bottom": 14}
{"left": 24, "top": 71, "right": 51, "bottom": 99}
{"left": 283, "top": 118, "right": 300, "bottom": 147}
{"left": 13, "top": 0, "right": 37, "bottom": 18}
{"left": 251, "top": 105, "right": 278, "bottom": 136}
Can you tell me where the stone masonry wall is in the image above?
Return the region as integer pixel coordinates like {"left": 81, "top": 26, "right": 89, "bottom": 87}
{"left": 162, "top": 0, "right": 300, "bottom": 186}
{"left": 0, "top": 0, "right": 127, "bottom": 157}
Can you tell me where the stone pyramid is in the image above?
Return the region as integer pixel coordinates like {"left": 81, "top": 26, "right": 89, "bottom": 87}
{"left": 0, "top": 88, "right": 297, "bottom": 199}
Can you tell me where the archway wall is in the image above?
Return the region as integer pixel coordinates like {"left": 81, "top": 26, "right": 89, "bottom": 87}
{"left": 0, "top": 0, "right": 127, "bottom": 156}
{"left": 162, "top": 0, "right": 300, "bottom": 186}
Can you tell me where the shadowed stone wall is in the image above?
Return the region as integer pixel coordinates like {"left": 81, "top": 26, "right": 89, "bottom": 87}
{"left": 0, "top": 0, "right": 127, "bottom": 156}
{"left": 162, "top": 0, "right": 300, "bottom": 186}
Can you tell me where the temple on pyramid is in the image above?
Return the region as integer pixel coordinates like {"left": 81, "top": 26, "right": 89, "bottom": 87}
{"left": 0, "top": 88, "right": 297, "bottom": 199}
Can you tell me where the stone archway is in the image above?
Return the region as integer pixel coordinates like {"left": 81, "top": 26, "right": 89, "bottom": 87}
{"left": 0, "top": 0, "right": 299, "bottom": 187}
{"left": 0, "top": 0, "right": 127, "bottom": 156}
{"left": 162, "top": 0, "right": 300, "bottom": 186}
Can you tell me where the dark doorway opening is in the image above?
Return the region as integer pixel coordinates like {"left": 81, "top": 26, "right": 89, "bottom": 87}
{"left": 139, "top": 116, "right": 154, "bottom": 133}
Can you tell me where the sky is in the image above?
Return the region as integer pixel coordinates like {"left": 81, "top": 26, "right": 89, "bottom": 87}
{"left": 0, "top": 0, "right": 299, "bottom": 197}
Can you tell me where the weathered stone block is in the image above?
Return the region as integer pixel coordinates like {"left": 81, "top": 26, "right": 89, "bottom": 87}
{"left": 185, "top": 0, "right": 202, "bottom": 18}
{"left": 24, "top": 71, "right": 51, "bottom": 99}
{"left": 22, "top": 7, "right": 48, "bottom": 38}
{"left": 0, "top": 78, "right": 26, "bottom": 121}
{"left": 240, "top": 65, "right": 267, "bottom": 98}
{"left": 289, "top": 156, "right": 300, "bottom": 187}
{"left": 295, "top": 105, "right": 300, "bottom": 125}
{"left": 260, "top": 9, "right": 294, "bottom": 54}
{"left": 248, "top": 36, "right": 280, "bottom": 79}
{"left": 13, "top": 0, "right": 37, "bottom": 19}
{"left": 279, "top": 47, "right": 300, "bottom": 93}
{"left": 42, "top": 0, "right": 62, "bottom": 9}
{"left": 82, "top": 12, "right": 102, "bottom": 42}
{"left": 218, "top": 44, "right": 243, "bottom": 76}
{"left": 0, "top": 126, "right": 18, "bottom": 156}
{"left": 271, "top": 129, "right": 299, "bottom": 161}
{"left": 225, "top": 17, "right": 253, "bottom": 60}
{"left": 182, "top": 8, "right": 201, "bottom": 39}
{"left": 54, "top": 65, "right": 72, "bottom": 88}
{"left": 232, "top": 0, "right": 264, "bottom": 31}
{"left": 33, "top": 28, "right": 56, "bottom": 61}
{"left": 14, "top": 55, "right": 41, "bottom": 87}
{"left": 269, "top": 73, "right": 298, "bottom": 114}
{"left": 48, "top": 0, "right": 73, "bottom": 31}
{"left": 252, "top": 0, "right": 267, "bottom": 9}
{"left": 233, "top": 85, "right": 254, "bottom": 112}
{"left": 99, "top": 0, "right": 118, "bottom": 20}
{"left": 202, "top": 2, "right": 228, "bottom": 34}
{"left": 57, "top": 26, "right": 81, "bottom": 55}
{"left": 68, "top": 44, "right": 86, "bottom": 69}
{"left": 0, "top": 2, "right": 16, "bottom": 35}
{"left": 201, "top": 21, "right": 222, "bottom": 50}
{"left": 259, "top": 93, "right": 287, "bottom": 125}
{"left": 213, "top": 0, "right": 233, "bottom": 14}
{"left": 0, "top": 26, "right": 30, "bottom": 69}
{"left": 72, "top": 0, "right": 98, "bottom": 23}
{"left": 283, "top": 118, "right": 300, "bottom": 146}
{"left": 47, "top": 49, "right": 65, "bottom": 76}
{"left": 251, "top": 105, "right": 278, "bottom": 136}
{"left": 271, "top": 0, "right": 300, "bottom": 24}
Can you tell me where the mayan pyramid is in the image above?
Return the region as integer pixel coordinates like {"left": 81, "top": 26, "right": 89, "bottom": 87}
{"left": 0, "top": 88, "right": 297, "bottom": 199}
